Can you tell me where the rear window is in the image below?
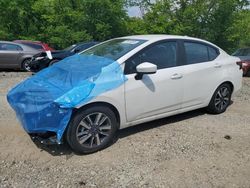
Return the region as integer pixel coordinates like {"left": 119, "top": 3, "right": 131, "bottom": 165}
{"left": 22, "top": 43, "right": 43, "bottom": 50}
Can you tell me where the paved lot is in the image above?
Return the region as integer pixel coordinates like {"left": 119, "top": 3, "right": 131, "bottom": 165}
{"left": 0, "top": 71, "right": 250, "bottom": 188}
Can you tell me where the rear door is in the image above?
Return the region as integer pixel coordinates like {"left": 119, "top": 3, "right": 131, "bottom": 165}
{"left": 0, "top": 43, "right": 23, "bottom": 68}
{"left": 124, "top": 40, "right": 185, "bottom": 122}
{"left": 180, "top": 40, "right": 222, "bottom": 108}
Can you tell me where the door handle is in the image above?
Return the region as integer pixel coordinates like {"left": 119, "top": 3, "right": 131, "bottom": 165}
{"left": 171, "top": 73, "right": 183, "bottom": 80}
{"left": 214, "top": 63, "right": 222, "bottom": 68}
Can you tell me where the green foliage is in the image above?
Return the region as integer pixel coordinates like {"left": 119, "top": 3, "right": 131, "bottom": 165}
{"left": 125, "top": 17, "right": 147, "bottom": 34}
{"left": 227, "top": 10, "right": 250, "bottom": 51}
{"left": 142, "top": 0, "right": 250, "bottom": 52}
{"left": 0, "top": 0, "right": 249, "bottom": 51}
{"left": 0, "top": 0, "right": 128, "bottom": 49}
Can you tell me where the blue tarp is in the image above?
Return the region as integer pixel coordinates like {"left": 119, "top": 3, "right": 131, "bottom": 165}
{"left": 7, "top": 54, "right": 126, "bottom": 142}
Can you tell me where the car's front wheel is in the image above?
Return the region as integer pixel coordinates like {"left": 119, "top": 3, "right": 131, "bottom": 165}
{"left": 206, "top": 83, "right": 232, "bottom": 114}
{"left": 66, "top": 105, "right": 119, "bottom": 154}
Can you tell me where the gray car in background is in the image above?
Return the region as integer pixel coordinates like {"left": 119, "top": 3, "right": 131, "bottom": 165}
{"left": 0, "top": 41, "right": 40, "bottom": 71}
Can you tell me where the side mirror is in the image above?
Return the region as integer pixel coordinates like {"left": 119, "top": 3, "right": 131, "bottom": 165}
{"left": 135, "top": 62, "right": 157, "bottom": 80}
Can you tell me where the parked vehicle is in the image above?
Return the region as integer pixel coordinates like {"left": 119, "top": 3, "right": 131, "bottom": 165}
{"left": 13, "top": 40, "right": 54, "bottom": 51}
{"left": 7, "top": 35, "right": 242, "bottom": 154}
{"left": 0, "top": 41, "right": 40, "bottom": 71}
{"left": 232, "top": 47, "right": 250, "bottom": 76}
{"left": 29, "top": 41, "right": 99, "bottom": 72}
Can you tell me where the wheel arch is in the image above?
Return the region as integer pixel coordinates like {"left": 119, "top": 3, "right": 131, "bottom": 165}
{"left": 73, "top": 102, "right": 121, "bottom": 128}
{"left": 207, "top": 80, "right": 234, "bottom": 106}
{"left": 220, "top": 81, "right": 234, "bottom": 93}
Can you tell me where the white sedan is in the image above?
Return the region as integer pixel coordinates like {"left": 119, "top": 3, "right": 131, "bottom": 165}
{"left": 8, "top": 35, "right": 242, "bottom": 154}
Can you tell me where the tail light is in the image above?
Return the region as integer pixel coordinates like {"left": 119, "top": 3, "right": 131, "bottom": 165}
{"left": 236, "top": 61, "right": 242, "bottom": 69}
{"left": 237, "top": 60, "right": 250, "bottom": 68}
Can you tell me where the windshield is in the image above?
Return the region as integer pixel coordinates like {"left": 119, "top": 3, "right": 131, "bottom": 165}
{"left": 80, "top": 39, "right": 147, "bottom": 60}
{"left": 232, "top": 48, "right": 250, "bottom": 56}
{"left": 64, "top": 44, "right": 77, "bottom": 51}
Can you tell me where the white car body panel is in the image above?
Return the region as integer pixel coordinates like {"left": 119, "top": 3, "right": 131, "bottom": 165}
{"left": 77, "top": 35, "right": 242, "bottom": 130}
{"left": 124, "top": 66, "right": 184, "bottom": 122}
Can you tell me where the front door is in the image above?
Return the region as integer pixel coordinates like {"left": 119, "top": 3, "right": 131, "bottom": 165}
{"left": 124, "top": 41, "right": 184, "bottom": 122}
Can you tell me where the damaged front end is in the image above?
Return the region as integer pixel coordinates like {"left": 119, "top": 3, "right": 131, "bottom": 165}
{"left": 7, "top": 54, "right": 126, "bottom": 144}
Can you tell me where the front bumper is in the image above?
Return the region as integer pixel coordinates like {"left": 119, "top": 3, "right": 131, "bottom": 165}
{"left": 30, "top": 132, "right": 61, "bottom": 145}
{"left": 29, "top": 58, "right": 50, "bottom": 72}
{"left": 7, "top": 74, "right": 73, "bottom": 143}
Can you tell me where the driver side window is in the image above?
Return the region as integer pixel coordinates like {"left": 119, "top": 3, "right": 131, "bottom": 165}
{"left": 124, "top": 41, "right": 177, "bottom": 74}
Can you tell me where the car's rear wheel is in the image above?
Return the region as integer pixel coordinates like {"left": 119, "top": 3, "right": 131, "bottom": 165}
{"left": 22, "top": 59, "right": 31, "bottom": 71}
{"left": 206, "top": 83, "right": 232, "bottom": 114}
{"left": 66, "top": 105, "right": 118, "bottom": 154}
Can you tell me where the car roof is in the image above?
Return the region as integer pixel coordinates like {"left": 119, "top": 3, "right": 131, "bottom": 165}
{"left": 75, "top": 41, "right": 99, "bottom": 45}
{"left": 118, "top": 34, "right": 198, "bottom": 41}
{"left": 118, "top": 34, "right": 221, "bottom": 50}
{"left": 14, "top": 40, "right": 43, "bottom": 44}
{"left": 0, "top": 41, "right": 22, "bottom": 45}
{"left": 0, "top": 41, "right": 39, "bottom": 51}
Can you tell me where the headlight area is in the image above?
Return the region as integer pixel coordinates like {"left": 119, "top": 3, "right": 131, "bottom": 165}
{"left": 35, "top": 56, "right": 46, "bottom": 61}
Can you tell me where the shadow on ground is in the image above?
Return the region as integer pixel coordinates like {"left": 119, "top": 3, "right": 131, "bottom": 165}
{"left": 32, "top": 109, "right": 207, "bottom": 157}
{"left": 118, "top": 109, "right": 206, "bottom": 139}
{"left": 32, "top": 138, "right": 74, "bottom": 158}
{"left": 0, "top": 69, "right": 26, "bottom": 72}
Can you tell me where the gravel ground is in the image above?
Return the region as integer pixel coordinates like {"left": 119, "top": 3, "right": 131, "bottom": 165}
{"left": 0, "top": 71, "right": 250, "bottom": 188}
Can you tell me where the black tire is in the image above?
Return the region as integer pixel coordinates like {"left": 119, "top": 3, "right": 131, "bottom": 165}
{"left": 206, "top": 83, "right": 232, "bottom": 114}
{"left": 22, "top": 59, "right": 31, "bottom": 71}
{"left": 49, "top": 59, "right": 59, "bottom": 66}
{"left": 66, "top": 105, "right": 119, "bottom": 154}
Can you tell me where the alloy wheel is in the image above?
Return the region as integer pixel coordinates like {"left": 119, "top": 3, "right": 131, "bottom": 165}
{"left": 214, "top": 86, "right": 230, "bottom": 111}
{"left": 76, "top": 112, "right": 112, "bottom": 148}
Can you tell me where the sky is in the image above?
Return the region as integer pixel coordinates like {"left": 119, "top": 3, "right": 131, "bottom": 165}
{"left": 127, "top": 6, "right": 141, "bottom": 17}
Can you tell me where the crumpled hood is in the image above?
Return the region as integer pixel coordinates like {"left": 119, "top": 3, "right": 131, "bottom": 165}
{"left": 7, "top": 54, "right": 126, "bottom": 142}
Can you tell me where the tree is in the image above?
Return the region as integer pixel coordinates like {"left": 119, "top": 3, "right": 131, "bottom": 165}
{"left": 0, "top": 0, "right": 129, "bottom": 49}
{"left": 227, "top": 10, "right": 250, "bottom": 50}
{"left": 140, "top": 0, "right": 250, "bottom": 52}
{"left": 0, "top": 0, "right": 249, "bottom": 51}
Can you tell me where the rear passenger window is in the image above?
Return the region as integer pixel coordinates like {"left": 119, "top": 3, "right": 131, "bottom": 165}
{"left": 184, "top": 42, "right": 209, "bottom": 64}
{"left": 184, "top": 42, "right": 219, "bottom": 64}
{"left": 208, "top": 46, "right": 218, "bottom": 61}
{"left": 24, "top": 43, "right": 43, "bottom": 50}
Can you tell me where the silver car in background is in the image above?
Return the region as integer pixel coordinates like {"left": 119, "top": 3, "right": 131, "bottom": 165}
{"left": 0, "top": 41, "right": 40, "bottom": 71}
